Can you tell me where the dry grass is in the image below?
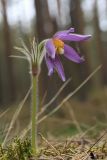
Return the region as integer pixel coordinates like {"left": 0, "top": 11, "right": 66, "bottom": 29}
{"left": 0, "top": 65, "right": 107, "bottom": 159}
{"left": 38, "top": 131, "right": 107, "bottom": 160}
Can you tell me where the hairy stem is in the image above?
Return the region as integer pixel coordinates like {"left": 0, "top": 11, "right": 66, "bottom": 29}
{"left": 31, "top": 75, "right": 38, "bottom": 154}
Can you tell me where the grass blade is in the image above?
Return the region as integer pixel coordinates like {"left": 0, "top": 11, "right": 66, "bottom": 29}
{"left": 38, "top": 78, "right": 71, "bottom": 117}
{"left": 2, "top": 86, "right": 32, "bottom": 147}
{"left": 38, "top": 65, "right": 102, "bottom": 124}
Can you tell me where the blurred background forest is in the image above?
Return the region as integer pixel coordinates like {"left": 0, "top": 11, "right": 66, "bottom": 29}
{"left": 0, "top": 0, "right": 107, "bottom": 137}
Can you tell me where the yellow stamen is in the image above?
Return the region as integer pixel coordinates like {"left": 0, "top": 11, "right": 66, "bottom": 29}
{"left": 57, "top": 47, "right": 64, "bottom": 54}
{"left": 53, "top": 38, "right": 64, "bottom": 55}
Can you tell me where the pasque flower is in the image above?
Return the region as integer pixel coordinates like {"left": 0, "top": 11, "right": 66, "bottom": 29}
{"left": 45, "top": 28, "right": 91, "bottom": 81}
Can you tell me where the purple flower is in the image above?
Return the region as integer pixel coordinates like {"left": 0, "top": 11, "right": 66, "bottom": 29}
{"left": 45, "top": 28, "right": 91, "bottom": 81}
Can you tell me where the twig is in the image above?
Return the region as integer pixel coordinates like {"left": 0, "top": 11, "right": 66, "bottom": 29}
{"left": 38, "top": 133, "right": 65, "bottom": 160}
{"left": 0, "top": 108, "right": 10, "bottom": 119}
{"left": 82, "top": 130, "right": 107, "bottom": 160}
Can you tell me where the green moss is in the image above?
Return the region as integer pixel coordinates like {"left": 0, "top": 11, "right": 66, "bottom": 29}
{"left": 0, "top": 138, "right": 33, "bottom": 160}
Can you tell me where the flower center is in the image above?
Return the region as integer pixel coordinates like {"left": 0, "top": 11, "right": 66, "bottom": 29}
{"left": 53, "top": 38, "right": 64, "bottom": 55}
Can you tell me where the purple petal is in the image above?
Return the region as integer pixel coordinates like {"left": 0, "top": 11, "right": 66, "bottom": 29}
{"left": 45, "top": 39, "right": 56, "bottom": 58}
{"left": 68, "top": 28, "right": 75, "bottom": 33}
{"left": 64, "top": 44, "right": 85, "bottom": 63}
{"left": 54, "top": 55, "right": 66, "bottom": 81}
{"left": 45, "top": 54, "right": 54, "bottom": 76}
{"left": 57, "top": 33, "right": 92, "bottom": 42}
{"left": 53, "top": 28, "right": 75, "bottom": 38}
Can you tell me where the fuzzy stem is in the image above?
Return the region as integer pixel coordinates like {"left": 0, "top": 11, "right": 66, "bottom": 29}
{"left": 31, "top": 75, "right": 38, "bottom": 154}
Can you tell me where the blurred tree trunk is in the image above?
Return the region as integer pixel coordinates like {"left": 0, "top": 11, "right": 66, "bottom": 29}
{"left": 34, "top": 0, "right": 59, "bottom": 106}
{"left": 56, "top": 0, "right": 61, "bottom": 18}
{"left": 34, "top": 0, "right": 45, "bottom": 41}
{"left": 34, "top": 0, "right": 56, "bottom": 41}
{"left": 93, "top": 0, "right": 107, "bottom": 85}
{"left": 1, "top": 0, "right": 16, "bottom": 103}
{"left": 70, "top": 0, "right": 91, "bottom": 99}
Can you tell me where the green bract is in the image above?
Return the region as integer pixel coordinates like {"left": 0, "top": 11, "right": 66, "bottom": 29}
{"left": 13, "top": 38, "right": 48, "bottom": 76}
